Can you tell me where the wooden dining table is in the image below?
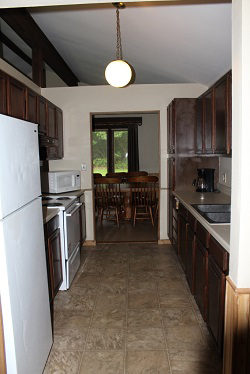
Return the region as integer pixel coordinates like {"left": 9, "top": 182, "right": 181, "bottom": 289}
{"left": 120, "top": 183, "right": 159, "bottom": 220}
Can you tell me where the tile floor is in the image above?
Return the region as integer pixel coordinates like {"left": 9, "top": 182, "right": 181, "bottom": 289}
{"left": 44, "top": 243, "right": 222, "bottom": 374}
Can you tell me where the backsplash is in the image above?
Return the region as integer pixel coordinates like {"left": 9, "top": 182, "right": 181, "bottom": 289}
{"left": 218, "top": 157, "right": 232, "bottom": 196}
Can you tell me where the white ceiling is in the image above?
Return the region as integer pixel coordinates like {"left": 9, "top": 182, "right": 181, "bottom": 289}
{"left": 28, "top": 2, "right": 232, "bottom": 86}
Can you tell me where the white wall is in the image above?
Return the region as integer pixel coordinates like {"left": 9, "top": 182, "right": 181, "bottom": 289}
{"left": 41, "top": 83, "right": 206, "bottom": 241}
{"left": 230, "top": 0, "right": 250, "bottom": 287}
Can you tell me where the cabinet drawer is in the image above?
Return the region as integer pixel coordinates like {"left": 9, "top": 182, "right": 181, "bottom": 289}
{"left": 196, "top": 221, "right": 208, "bottom": 248}
{"left": 209, "top": 236, "right": 229, "bottom": 273}
{"left": 46, "top": 215, "right": 59, "bottom": 237}
{"left": 178, "top": 203, "right": 188, "bottom": 221}
{"left": 187, "top": 212, "right": 196, "bottom": 232}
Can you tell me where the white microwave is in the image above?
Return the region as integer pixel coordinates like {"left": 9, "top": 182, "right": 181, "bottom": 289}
{"left": 41, "top": 170, "right": 81, "bottom": 193}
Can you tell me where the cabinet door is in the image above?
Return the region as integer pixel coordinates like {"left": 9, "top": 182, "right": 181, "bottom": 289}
{"left": 194, "top": 237, "right": 208, "bottom": 320}
{"left": 47, "top": 101, "right": 57, "bottom": 139}
{"left": 203, "top": 89, "right": 214, "bottom": 154}
{"left": 37, "top": 95, "right": 47, "bottom": 134}
{"left": 7, "top": 77, "right": 26, "bottom": 120}
{"left": 214, "top": 76, "right": 227, "bottom": 154}
{"left": 178, "top": 214, "right": 187, "bottom": 271}
{"left": 56, "top": 107, "right": 64, "bottom": 159}
{"left": 227, "top": 71, "right": 232, "bottom": 154}
{"left": 196, "top": 97, "right": 203, "bottom": 154}
{"left": 186, "top": 226, "right": 195, "bottom": 294}
{"left": 0, "top": 70, "right": 7, "bottom": 114}
{"left": 207, "top": 254, "right": 226, "bottom": 356}
{"left": 167, "top": 101, "right": 175, "bottom": 154}
{"left": 26, "top": 89, "right": 37, "bottom": 123}
{"left": 48, "top": 228, "right": 63, "bottom": 299}
{"left": 168, "top": 190, "right": 173, "bottom": 243}
{"left": 175, "top": 98, "right": 196, "bottom": 155}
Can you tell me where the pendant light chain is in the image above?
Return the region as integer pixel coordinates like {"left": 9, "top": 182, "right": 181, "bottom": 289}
{"left": 116, "top": 7, "right": 123, "bottom": 60}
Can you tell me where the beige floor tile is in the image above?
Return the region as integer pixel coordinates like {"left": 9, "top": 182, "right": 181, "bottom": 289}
{"left": 85, "top": 328, "right": 125, "bottom": 350}
{"left": 95, "top": 294, "right": 127, "bottom": 309}
{"left": 169, "top": 348, "right": 217, "bottom": 373}
{"left": 62, "top": 293, "right": 96, "bottom": 310}
{"left": 161, "top": 308, "right": 198, "bottom": 327}
{"left": 128, "top": 281, "right": 157, "bottom": 292}
{"left": 98, "top": 280, "right": 127, "bottom": 295}
{"left": 54, "top": 309, "right": 92, "bottom": 331}
{"left": 126, "top": 327, "right": 166, "bottom": 350}
{"left": 73, "top": 274, "right": 101, "bottom": 288}
{"left": 44, "top": 350, "right": 82, "bottom": 374}
{"left": 165, "top": 326, "right": 207, "bottom": 349}
{"left": 128, "top": 271, "right": 155, "bottom": 282}
{"left": 79, "top": 351, "right": 124, "bottom": 374}
{"left": 159, "top": 294, "right": 191, "bottom": 308}
{"left": 126, "top": 351, "right": 171, "bottom": 374}
{"left": 104, "top": 263, "right": 128, "bottom": 276}
{"left": 129, "top": 262, "right": 153, "bottom": 273}
{"left": 53, "top": 329, "right": 88, "bottom": 350}
{"left": 106, "top": 253, "right": 128, "bottom": 264}
{"left": 91, "top": 308, "right": 126, "bottom": 327}
{"left": 157, "top": 279, "right": 188, "bottom": 295}
{"left": 128, "top": 291, "right": 159, "bottom": 309}
{"left": 127, "top": 308, "right": 162, "bottom": 327}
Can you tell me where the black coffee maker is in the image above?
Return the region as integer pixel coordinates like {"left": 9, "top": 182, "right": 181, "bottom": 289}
{"left": 193, "top": 168, "right": 215, "bottom": 192}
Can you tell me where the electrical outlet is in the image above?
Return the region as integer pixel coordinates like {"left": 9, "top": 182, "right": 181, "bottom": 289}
{"left": 81, "top": 163, "right": 87, "bottom": 171}
{"left": 222, "top": 173, "right": 227, "bottom": 183}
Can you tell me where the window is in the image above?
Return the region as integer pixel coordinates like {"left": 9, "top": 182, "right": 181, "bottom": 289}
{"left": 92, "top": 129, "right": 128, "bottom": 175}
{"left": 92, "top": 117, "right": 141, "bottom": 176}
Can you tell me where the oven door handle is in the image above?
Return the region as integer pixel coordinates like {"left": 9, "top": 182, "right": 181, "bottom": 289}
{"left": 66, "top": 203, "right": 82, "bottom": 216}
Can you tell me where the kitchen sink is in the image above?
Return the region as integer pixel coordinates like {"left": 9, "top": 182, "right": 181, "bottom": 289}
{"left": 191, "top": 204, "right": 231, "bottom": 224}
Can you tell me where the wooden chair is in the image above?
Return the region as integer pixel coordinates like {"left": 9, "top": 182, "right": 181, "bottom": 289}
{"left": 126, "top": 171, "right": 148, "bottom": 178}
{"left": 94, "top": 177, "right": 123, "bottom": 227}
{"left": 93, "top": 173, "right": 102, "bottom": 179}
{"left": 128, "top": 176, "right": 158, "bottom": 226}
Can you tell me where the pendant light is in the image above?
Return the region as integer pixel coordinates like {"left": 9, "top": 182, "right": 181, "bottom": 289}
{"left": 105, "top": 2, "right": 132, "bottom": 88}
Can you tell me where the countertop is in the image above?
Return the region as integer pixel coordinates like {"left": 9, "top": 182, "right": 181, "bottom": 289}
{"left": 42, "top": 207, "right": 60, "bottom": 225}
{"left": 173, "top": 190, "right": 231, "bottom": 253}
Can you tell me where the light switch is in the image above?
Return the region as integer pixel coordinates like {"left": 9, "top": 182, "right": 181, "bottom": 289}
{"left": 81, "top": 163, "right": 87, "bottom": 171}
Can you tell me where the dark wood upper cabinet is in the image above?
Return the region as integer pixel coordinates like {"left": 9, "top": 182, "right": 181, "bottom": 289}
{"left": 56, "top": 107, "right": 64, "bottom": 159}
{"left": 203, "top": 89, "right": 214, "bottom": 154}
{"left": 167, "top": 98, "right": 196, "bottom": 156}
{"left": 196, "top": 71, "right": 232, "bottom": 155}
{"left": 167, "top": 101, "right": 175, "bottom": 154}
{"left": 47, "top": 101, "right": 57, "bottom": 139}
{"left": 37, "top": 95, "right": 47, "bottom": 134}
{"left": 25, "top": 89, "right": 37, "bottom": 123}
{"left": 7, "top": 76, "right": 26, "bottom": 120}
{"left": 0, "top": 70, "right": 7, "bottom": 115}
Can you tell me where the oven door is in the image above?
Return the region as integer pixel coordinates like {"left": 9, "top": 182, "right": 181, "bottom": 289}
{"left": 67, "top": 243, "right": 80, "bottom": 288}
{"left": 65, "top": 202, "right": 82, "bottom": 259}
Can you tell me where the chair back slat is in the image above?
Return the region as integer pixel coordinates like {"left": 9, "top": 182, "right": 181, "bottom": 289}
{"left": 128, "top": 176, "right": 158, "bottom": 207}
{"left": 95, "top": 177, "right": 122, "bottom": 209}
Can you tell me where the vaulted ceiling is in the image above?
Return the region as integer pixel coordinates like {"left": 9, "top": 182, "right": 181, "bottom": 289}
{"left": 27, "top": 2, "right": 231, "bottom": 86}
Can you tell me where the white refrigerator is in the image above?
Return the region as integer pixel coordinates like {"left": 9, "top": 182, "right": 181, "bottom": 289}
{"left": 0, "top": 114, "right": 52, "bottom": 373}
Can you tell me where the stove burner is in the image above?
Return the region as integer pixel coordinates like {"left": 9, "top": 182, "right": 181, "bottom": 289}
{"left": 56, "top": 197, "right": 71, "bottom": 200}
{"left": 42, "top": 197, "right": 53, "bottom": 201}
{"left": 43, "top": 202, "right": 63, "bottom": 207}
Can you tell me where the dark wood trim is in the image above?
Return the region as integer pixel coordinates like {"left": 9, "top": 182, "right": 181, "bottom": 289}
{"left": 93, "top": 117, "right": 142, "bottom": 129}
{"left": 0, "top": 31, "right": 32, "bottom": 66}
{"left": 0, "top": 8, "right": 79, "bottom": 87}
{"left": 32, "top": 48, "right": 46, "bottom": 87}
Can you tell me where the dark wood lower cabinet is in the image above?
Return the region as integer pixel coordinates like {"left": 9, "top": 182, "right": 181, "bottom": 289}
{"left": 194, "top": 237, "right": 208, "bottom": 321}
{"left": 186, "top": 225, "right": 195, "bottom": 293}
{"left": 44, "top": 216, "right": 63, "bottom": 304}
{"left": 207, "top": 254, "right": 226, "bottom": 355}
{"left": 178, "top": 214, "right": 187, "bottom": 271}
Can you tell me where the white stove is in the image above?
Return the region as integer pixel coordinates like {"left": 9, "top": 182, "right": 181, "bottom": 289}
{"left": 42, "top": 195, "right": 82, "bottom": 290}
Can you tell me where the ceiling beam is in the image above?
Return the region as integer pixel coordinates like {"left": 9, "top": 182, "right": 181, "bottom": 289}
{"left": 0, "top": 31, "right": 33, "bottom": 66}
{"left": 0, "top": 8, "right": 79, "bottom": 86}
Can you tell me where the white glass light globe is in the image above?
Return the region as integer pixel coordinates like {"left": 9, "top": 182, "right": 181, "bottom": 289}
{"left": 105, "top": 60, "right": 132, "bottom": 88}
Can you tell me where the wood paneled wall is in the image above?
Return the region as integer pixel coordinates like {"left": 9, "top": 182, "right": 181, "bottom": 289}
{"left": 223, "top": 277, "right": 250, "bottom": 374}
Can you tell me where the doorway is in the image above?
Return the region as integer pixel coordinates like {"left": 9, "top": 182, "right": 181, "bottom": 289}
{"left": 91, "top": 112, "right": 160, "bottom": 243}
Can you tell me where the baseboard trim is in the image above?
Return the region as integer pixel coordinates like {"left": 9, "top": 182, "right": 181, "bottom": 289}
{"left": 158, "top": 239, "right": 171, "bottom": 245}
{"left": 82, "top": 240, "right": 96, "bottom": 246}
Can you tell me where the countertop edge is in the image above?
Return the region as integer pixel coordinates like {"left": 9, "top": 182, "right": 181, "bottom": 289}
{"left": 173, "top": 190, "right": 230, "bottom": 253}
{"left": 42, "top": 207, "right": 60, "bottom": 225}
